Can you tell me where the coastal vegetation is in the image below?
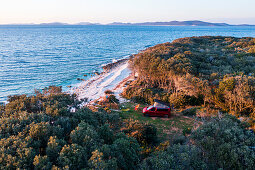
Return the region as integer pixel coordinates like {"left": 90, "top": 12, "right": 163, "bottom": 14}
{"left": 0, "top": 87, "right": 141, "bottom": 169}
{"left": 0, "top": 87, "right": 254, "bottom": 169}
{"left": 0, "top": 36, "right": 255, "bottom": 169}
{"left": 123, "top": 36, "right": 255, "bottom": 130}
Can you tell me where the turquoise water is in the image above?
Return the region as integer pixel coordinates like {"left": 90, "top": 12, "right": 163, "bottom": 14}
{"left": 1, "top": 25, "right": 255, "bottom": 102}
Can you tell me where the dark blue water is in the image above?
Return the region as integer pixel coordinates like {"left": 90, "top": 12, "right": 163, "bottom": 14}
{"left": 1, "top": 25, "right": 255, "bottom": 102}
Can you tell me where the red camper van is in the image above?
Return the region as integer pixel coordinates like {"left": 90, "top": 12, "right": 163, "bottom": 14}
{"left": 143, "top": 99, "right": 171, "bottom": 118}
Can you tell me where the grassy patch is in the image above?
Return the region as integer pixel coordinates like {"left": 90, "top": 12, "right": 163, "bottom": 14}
{"left": 118, "top": 102, "right": 197, "bottom": 141}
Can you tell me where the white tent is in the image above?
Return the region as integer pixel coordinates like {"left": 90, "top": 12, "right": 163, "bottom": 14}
{"left": 153, "top": 99, "right": 170, "bottom": 108}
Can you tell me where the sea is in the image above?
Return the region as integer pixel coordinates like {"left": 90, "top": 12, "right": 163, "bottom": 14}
{"left": 1, "top": 25, "right": 255, "bottom": 102}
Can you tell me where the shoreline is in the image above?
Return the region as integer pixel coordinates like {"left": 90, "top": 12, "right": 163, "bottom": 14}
{"left": 69, "top": 58, "right": 133, "bottom": 106}
{"left": 102, "top": 57, "right": 130, "bottom": 72}
{"left": 0, "top": 58, "right": 132, "bottom": 105}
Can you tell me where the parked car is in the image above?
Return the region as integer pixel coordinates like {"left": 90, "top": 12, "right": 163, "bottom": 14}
{"left": 143, "top": 105, "right": 171, "bottom": 118}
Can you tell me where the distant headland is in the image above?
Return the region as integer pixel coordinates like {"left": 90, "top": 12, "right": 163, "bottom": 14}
{"left": 108, "top": 20, "right": 255, "bottom": 26}
{"left": 2, "top": 20, "right": 255, "bottom": 26}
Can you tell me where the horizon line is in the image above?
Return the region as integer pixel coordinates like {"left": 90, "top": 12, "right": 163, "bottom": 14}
{"left": 1, "top": 20, "right": 255, "bottom": 26}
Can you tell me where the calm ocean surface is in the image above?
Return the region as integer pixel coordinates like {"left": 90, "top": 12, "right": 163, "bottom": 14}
{"left": 1, "top": 25, "right": 255, "bottom": 102}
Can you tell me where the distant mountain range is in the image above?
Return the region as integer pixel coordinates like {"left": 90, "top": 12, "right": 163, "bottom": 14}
{"left": 108, "top": 20, "right": 255, "bottom": 26}
{"left": 2, "top": 20, "right": 255, "bottom": 26}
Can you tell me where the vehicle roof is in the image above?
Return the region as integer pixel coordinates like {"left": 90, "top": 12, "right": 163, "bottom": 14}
{"left": 154, "top": 99, "right": 170, "bottom": 106}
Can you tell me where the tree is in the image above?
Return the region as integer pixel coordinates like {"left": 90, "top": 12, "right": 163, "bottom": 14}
{"left": 46, "top": 136, "right": 65, "bottom": 163}
{"left": 191, "top": 115, "right": 255, "bottom": 169}
{"left": 33, "top": 155, "right": 52, "bottom": 169}
{"left": 109, "top": 137, "right": 140, "bottom": 170}
{"left": 139, "top": 144, "right": 208, "bottom": 170}
{"left": 58, "top": 144, "right": 87, "bottom": 169}
{"left": 70, "top": 121, "right": 100, "bottom": 154}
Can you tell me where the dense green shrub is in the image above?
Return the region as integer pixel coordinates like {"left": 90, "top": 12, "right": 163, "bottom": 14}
{"left": 139, "top": 144, "right": 208, "bottom": 170}
{"left": 70, "top": 121, "right": 100, "bottom": 155}
{"left": 182, "top": 127, "right": 192, "bottom": 135}
{"left": 140, "top": 124, "right": 158, "bottom": 146}
{"left": 0, "top": 86, "right": 144, "bottom": 169}
{"left": 33, "top": 155, "right": 52, "bottom": 169}
{"left": 121, "top": 120, "right": 159, "bottom": 146}
{"left": 181, "top": 107, "right": 197, "bottom": 116}
{"left": 140, "top": 115, "right": 255, "bottom": 170}
{"left": 191, "top": 115, "right": 255, "bottom": 169}
{"left": 105, "top": 137, "right": 141, "bottom": 170}
{"left": 107, "top": 94, "right": 119, "bottom": 104}
{"left": 57, "top": 144, "right": 87, "bottom": 169}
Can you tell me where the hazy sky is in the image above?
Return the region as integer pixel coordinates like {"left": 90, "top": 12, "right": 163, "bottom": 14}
{"left": 1, "top": 0, "right": 255, "bottom": 24}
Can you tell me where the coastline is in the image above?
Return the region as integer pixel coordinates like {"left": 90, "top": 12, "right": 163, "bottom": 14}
{"left": 0, "top": 58, "right": 132, "bottom": 105}
{"left": 69, "top": 58, "right": 133, "bottom": 105}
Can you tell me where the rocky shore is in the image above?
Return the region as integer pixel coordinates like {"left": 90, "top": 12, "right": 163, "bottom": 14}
{"left": 102, "top": 58, "right": 130, "bottom": 72}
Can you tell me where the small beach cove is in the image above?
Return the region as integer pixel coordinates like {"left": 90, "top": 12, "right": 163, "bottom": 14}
{"left": 69, "top": 59, "right": 133, "bottom": 106}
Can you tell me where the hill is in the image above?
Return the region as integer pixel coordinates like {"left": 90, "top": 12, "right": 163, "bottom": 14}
{"left": 123, "top": 36, "right": 255, "bottom": 129}
{"left": 109, "top": 20, "right": 255, "bottom": 26}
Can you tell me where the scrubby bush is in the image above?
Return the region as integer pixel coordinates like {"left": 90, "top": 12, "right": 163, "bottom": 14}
{"left": 107, "top": 95, "right": 119, "bottom": 104}
{"left": 111, "top": 137, "right": 141, "bottom": 170}
{"left": 181, "top": 107, "right": 197, "bottom": 116}
{"left": 191, "top": 115, "right": 255, "bottom": 169}
{"left": 70, "top": 121, "right": 100, "bottom": 154}
{"left": 104, "top": 90, "right": 114, "bottom": 94}
{"left": 139, "top": 144, "right": 208, "bottom": 170}
{"left": 172, "top": 135, "right": 187, "bottom": 145}
{"left": 140, "top": 115, "right": 255, "bottom": 170}
{"left": 121, "top": 119, "right": 158, "bottom": 146}
{"left": 182, "top": 127, "right": 192, "bottom": 135}
{"left": 0, "top": 86, "right": 143, "bottom": 169}
{"left": 57, "top": 144, "right": 87, "bottom": 169}
{"left": 33, "top": 155, "right": 52, "bottom": 169}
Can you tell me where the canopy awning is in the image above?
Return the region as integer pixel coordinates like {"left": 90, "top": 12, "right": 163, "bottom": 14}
{"left": 153, "top": 99, "right": 170, "bottom": 108}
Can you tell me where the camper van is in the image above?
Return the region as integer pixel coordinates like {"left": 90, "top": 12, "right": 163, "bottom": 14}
{"left": 143, "top": 99, "right": 171, "bottom": 118}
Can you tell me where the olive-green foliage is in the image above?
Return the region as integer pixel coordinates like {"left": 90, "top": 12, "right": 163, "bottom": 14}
{"left": 121, "top": 120, "right": 159, "bottom": 146}
{"left": 107, "top": 95, "right": 119, "bottom": 104}
{"left": 101, "top": 136, "right": 141, "bottom": 170}
{"left": 132, "top": 36, "right": 255, "bottom": 82}
{"left": 140, "top": 124, "right": 158, "bottom": 146}
{"left": 0, "top": 88, "right": 254, "bottom": 169}
{"left": 5, "top": 86, "right": 76, "bottom": 117}
{"left": 0, "top": 135, "right": 36, "bottom": 169}
{"left": 181, "top": 107, "right": 197, "bottom": 116}
{"left": 140, "top": 115, "right": 255, "bottom": 170}
{"left": 70, "top": 121, "right": 100, "bottom": 154}
{"left": 123, "top": 36, "right": 255, "bottom": 129}
{"left": 139, "top": 144, "right": 208, "bottom": 170}
{"left": 33, "top": 155, "right": 52, "bottom": 170}
{"left": 191, "top": 115, "right": 255, "bottom": 169}
{"left": 0, "top": 86, "right": 148, "bottom": 169}
{"left": 214, "top": 75, "right": 255, "bottom": 115}
{"left": 57, "top": 144, "right": 87, "bottom": 169}
{"left": 112, "top": 137, "right": 140, "bottom": 170}
{"left": 98, "top": 124, "right": 115, "bottom": 144}
{"left": 46, "top": 136, "right": 66, "bottom": 163}
{"left": 2, "top": 36, "right": 255, "bottom": 169}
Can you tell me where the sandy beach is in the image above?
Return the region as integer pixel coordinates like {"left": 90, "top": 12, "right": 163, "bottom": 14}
{"left": 70, "top": 60, "right": 132, "bottom": 105}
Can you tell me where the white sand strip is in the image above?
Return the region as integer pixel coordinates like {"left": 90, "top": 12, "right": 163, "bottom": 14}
{"left": 70, "top": 61, "right": 131, "bottom": 104}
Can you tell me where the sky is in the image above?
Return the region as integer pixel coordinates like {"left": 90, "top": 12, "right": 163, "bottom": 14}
{"left": 0, "top": 0, "right": 255, "bottom": 24}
